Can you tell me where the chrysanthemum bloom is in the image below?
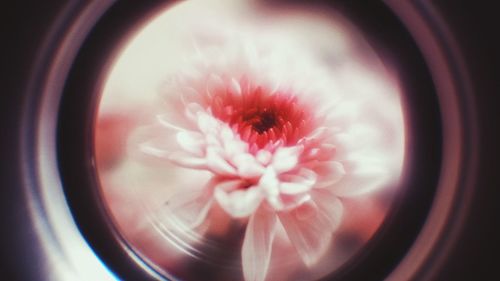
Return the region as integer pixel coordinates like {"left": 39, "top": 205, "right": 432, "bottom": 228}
{"left": 135, "top": 35, "right": 395, "bottom": 281}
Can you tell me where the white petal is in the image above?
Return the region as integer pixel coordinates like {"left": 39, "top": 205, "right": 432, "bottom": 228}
{"left": 312, "top": 161, "right": 346, "bottom": 189}
{"left": 259, "top": 168, "right": 284, "bottom": 210}
{"left": 280, "top": 193, "right": 312, "bottom": 211}
{"left": 216, "top": 179, "right": 243, "bottom": 192}
{"left": 233, "top": 153, "right": 265, "bottom": 179}
{"left": 197, "top": 112, "right": 219, "bottom": 134}
{"left": 168, "top": 151, "right": 207, "bottom": 169}
{"left": 206, "top": 74, "right": 224, "bottom": 98}
{"left": 279, "top": 182, "right": 311, "bottom": 195}
{"left": 224, "top": 138, "right": 248, "bottom": 157}
{"left": 259, "top": 168, "right": 280, "bottom": 197}
{"left": 139, "top": 143, "right": 171, "bottom": 158}
{"left": 164, "top": 182, "right": 215, "bottom": 229}
{"left": 176, "top": 131, "right": 205, "bottom": 156}
{"left": 256, "top": 150, "right": 272, "bottom": 165}
{"left": 229, "top": 77, "right": 242, "bottom": 96}
{"left": 185, "top": 103, "right": 204, "bottom": 122}
{"left": 220, "top": 125, "right": 235, "bottom": 143}
{"left": 206, "top": 147, "right": 237, "bottom": 176}
{"left": 129, "top": 124, "right": 178, "bottom": 160}
{"left": 180, "top": 64, "right": 202, "bottom": 82}
{"left": 331, "top": 165, "right": 387, "bottom": 197}
{"left": 214, "top": 185, "right": 263, "bottom": 218}
{"left": 179, "top": 86, "right": 200, "bottom": 106}
{"left": 278, "top": 190, "right": 343, "bottom": 267}
{"left": 305, "top": 126, "right": 329, "bottom": 141}
{"left": 279, "top": 168, "right": 317, "bottom": 194}
{"left": 242, "top": 207, "right": 278, "bottom": 281}
{"left": 156, "top": 114, "right": 185, "bottom": 131}
{"left": 272, "top": 146, "right": 303, "bottom": 173}
{"left": 311, "top": 189, "right": 344, "bottom": 231}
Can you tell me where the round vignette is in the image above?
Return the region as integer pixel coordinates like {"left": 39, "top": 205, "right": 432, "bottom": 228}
{"left": 95, "top": 2, "right": 405, "bottom": 281}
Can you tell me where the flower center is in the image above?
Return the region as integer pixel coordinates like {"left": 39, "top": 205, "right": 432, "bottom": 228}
{"left": 243, "top": 109, "right": 277, "bottom": 134}
{"left": 209, "top": 85, "right": 314, "bottom": 149}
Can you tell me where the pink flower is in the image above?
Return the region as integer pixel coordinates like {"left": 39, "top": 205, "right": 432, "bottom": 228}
{"left": 134, "top": 37, "right": 394, "bottom": 281}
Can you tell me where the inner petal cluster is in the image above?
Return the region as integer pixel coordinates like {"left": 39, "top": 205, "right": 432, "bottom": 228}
{"left": 207, "top": 79, "right": 315, "bottom": 150}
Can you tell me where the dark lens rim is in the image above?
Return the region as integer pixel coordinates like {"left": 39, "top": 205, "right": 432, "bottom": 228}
{"left": 57, "top": 1, "right": 174, "bottom": 280}
{"left": 55, "top": 1, "right": 474, "bottom": 281}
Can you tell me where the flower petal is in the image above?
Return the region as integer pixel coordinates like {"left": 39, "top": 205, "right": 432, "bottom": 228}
{"left": 312, "top": 161, "right": 346, "bottom": 189}
{"left": 233, "top": 153, "right": 265, "bottom": 179}
{"left": 206, "top": 146, "right": 237, "bottom": 176}
{"left": 196, "top": 111, "right": 215, "bottom": 132}
{"left": 242, "top": 206, "right": 278, "bottom": 281}
{"left": 168, "top": 151, "right": 207, "bottom": 169}
{"left": 156, "top": 114, "right": 186, "bottom": 131}
{"left": 271, "top": 146, "right": 303, "bottom": 173}
{"left": 229, "top": 77, "right": 242, "bottom": 96}
{"left": 176, "top": 131, "right": 205, "bottom": 156}
{"left": 305, "top": 126, "right": 329, "bottom": 141}
{"left": 258, "top": 168, "right": 282, "bottom": 209}
{"left": 130, "top": 124, "right": 178, "bottom": 162}
{"left": 164, "top": 181, "right": 215, "bottom": 229}
{"left": 179, "top": 86, "right": 200, "bottom": 106}
{"left": 256, "top": 149, "right": 272, "bottom": 165}
{"left": 331, "top": 164, "right": 387, "bottom": 197}
{"left": 206, "top": 74, "right": 224, "bottom": 98}
{"left": 214, "top": 184, "right": 263, "bottom": 218}
{"left": 279, "top": 168, "right": 317, "bottom": 195}
{"left": 185, "top": 102, "right": 205, "bottom": 122}
{"left": 278, "top": 189, "right": 343, "bottom": 266}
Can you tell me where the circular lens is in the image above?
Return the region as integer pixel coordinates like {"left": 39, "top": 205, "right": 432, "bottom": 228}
{"left": 93, "top": 1, "right": 406, "bottom": 280}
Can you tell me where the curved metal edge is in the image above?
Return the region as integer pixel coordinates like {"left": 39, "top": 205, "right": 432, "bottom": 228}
{"left": 20, "top": 1, "right": 119, "bottom": 281}
{"left": 383, "top": 0, "right": 479, "bottom": 280}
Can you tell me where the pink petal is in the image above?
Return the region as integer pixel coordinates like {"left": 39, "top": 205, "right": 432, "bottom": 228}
{"left": 258, "top": 168, "right": 280, "bottom": 197}
{"left": 229, "top": 77, "right": 242, "bottom": 96}
{"left": 311, "top": 161, "right": 346, "bottom": 189}
{"left": 164, "top": 181, "right": 215, "bottom": 229}
{"left": 185, "top": 102, "right": 205, "bottom": 122}
{"left": 258, "top": 168, "right": 286, "bottom": 210}
{"left": 242, "top": 206, "right": 278, "bottom": 281}
{"left": 179, "top": 86, "right": 200, "bottom": 106}
{"left": 233, "top": 153, "right": 265, "bottom": 179}
{"left": 206, "top": 74, "right": 225, "bottom": 98}
{"left": 224, "top": 138, "right": 248, "bottom": 158}
{"left": 206, "top": 146, "right": 237, "bottom": 176}
{"left": 331, "top": 165, "right": 387, "bottom": 197}
{"left": 278, "top": 189, "right": 343, "bottom": 266}
{"left": 279, "top": 168, "right": 317, "bottom": 195}
{"left": 168, "top": 151, "right": 207, "bottom": 169}
{"left": 305, "top": 126, "right": 329, "bottom": 141}
{"left": 214, "top": 184, "right": 263, "bottom": 218}
{"left": 156, "top": 114, "right": 186, "bottom": 131}
{"left": 271, "top": 146, "right": 303, "bottom": 173}
{"left": 130, "top": 124, "right": 178, "bottom": 162}
{"left": 302, "top": 143, "right": 336, "bottom": 162}
{"left": 256, "top": 149, "right": 272, "bottom": 166}
{"left": 139, "top": 143, "right": 171, "bottom": 158}
{"left": 197, "top": 111, "right": 219, "bottom": 134}
{"left": 176, "top": 131, "right": 205, "bottom": 156}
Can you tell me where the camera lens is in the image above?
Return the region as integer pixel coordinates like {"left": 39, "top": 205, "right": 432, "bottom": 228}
{"left": 6, "top": 0, "right": 496, "bottom": 280}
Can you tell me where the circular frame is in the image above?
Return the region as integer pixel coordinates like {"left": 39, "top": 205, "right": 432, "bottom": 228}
{"left": 17, "top": 1, "right": 478, "bottom": 280}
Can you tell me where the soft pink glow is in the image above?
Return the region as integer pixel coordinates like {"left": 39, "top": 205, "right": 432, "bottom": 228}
{"left": 96, "top": 1, "right": 405, "bottom": 281}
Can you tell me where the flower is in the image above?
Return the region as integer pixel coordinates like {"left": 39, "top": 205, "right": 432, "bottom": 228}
{"left": 133, "top": 35, "right": 395, "bottom": 281}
